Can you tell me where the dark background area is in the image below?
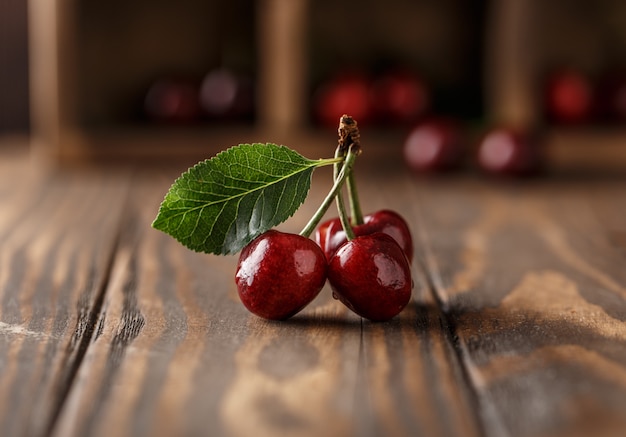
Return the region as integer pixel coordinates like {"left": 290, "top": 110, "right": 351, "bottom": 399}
{"left": 1, "top": 0, "right": 625, "bottom": 136}
{"left": 0, "top": 0, "right": 30, "bottom": 133}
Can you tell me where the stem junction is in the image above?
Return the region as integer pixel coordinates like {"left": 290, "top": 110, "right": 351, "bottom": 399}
{"left": 299, "top": 147, "right": 359, "bottom": 238}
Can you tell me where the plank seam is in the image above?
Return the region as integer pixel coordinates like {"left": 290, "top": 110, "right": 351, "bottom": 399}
{"left": 408, "top": 189, "right": 492, "bottom": 437}
{"left": 413, "top": 232, "right": 509, "bottom": 437}
{"left": 44, "top": 179, "right": 132, "bottom": 437}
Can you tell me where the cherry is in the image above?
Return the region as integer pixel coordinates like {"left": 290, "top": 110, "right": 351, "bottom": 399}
{"left": 476, "top": 127, "right": 542, "bottom": 176}
{"left": 144, "top": 77, "right": 202, "bottom": 124}
{"left": 403, "top": 118, "right": 464, "bottom": 172}
{"left": 235, "top": 230, "right": 327, "bottom": 320}
{"left": 313, "top": 71, "right": 373, "bottom": 129}
{"left": 200, "top": 68, "right": 254, "bottom": 120}
{"left": 315, "top": 210, "right": 413, "bottom": 263}
{"left": 327, "top": 233, "right": 412, "bottom": 322}
{"left": 544, "top": 69, "right": 594, "bottom": 124}
{"left": 370, "top": 68, "right": 429, "bottom": 125}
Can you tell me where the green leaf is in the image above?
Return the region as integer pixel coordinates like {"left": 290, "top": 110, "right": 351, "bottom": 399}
{"left": 152, "top": 143, "right": 322, "bottom": 255}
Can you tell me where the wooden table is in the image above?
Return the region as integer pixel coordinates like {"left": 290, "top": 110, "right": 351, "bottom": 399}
{"left": 1, "top": 139, "right": 626, "bottom": 437}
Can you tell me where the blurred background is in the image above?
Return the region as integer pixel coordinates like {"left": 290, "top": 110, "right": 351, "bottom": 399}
{"left": 1, "top": 0, "right": 625, "bottom": 169}
{"left": 0, "top": 0, "right": 29, "bottom": 133}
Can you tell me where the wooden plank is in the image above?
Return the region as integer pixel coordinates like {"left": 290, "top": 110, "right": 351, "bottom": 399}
{"left": 53, "top": 162, "right": 480, "bottom": 436}
{"left": 410, "top": 175, "right": 626, "bottom": 437}
{"left": 355, "top": 274, "right": 480, "bottom": 437}
{"left": 0, "top": 165, "right": 129, "bottom": 437}
{"left": 348, "top": 167, "right": 481, "bottom": 437}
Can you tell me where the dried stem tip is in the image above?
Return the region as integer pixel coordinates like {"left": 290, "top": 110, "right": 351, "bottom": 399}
{"left": 338, "top": 114, "right": 362, "bottom": 154}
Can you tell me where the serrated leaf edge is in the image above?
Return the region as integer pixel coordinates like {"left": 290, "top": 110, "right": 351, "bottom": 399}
{"left": 151, "top": 143, "right": 318, "bottom": 255}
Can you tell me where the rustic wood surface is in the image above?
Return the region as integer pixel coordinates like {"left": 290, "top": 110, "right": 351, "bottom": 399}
{"left": 1, "top": 142, "right": 626, "bottom": 437}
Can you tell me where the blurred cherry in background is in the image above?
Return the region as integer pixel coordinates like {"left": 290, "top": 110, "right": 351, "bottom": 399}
{"left": 403, "top": 118, "right": 463, "bottom": 172}
{"left": 144, "top": 77, "right": 202, "bottom": 124}
{"left": 370, "top": 68, "right": 430, "bottom": 126}
{"left": 200, "top": 68, "right": 254, "bottom": 121}
{"left": 544, "top": 69, "right": 594, "bottom": 125}
{"left": 477, "top": 128, "right": 542, "bottom": 176}
{"left": 312, "top": 70, "right": 373, "bottom": 129}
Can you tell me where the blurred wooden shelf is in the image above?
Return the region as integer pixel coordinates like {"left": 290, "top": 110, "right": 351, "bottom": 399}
{"left": 28, "top": 0, "right": 626, "bottom": 172}
{"left": 546, "top": 127, "right": 626, "bottom": 173}
{"left": 28, "top": 123, "right": 626, "bottom": 176}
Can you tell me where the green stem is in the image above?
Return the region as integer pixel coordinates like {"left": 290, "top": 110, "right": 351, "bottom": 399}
{"left": 333, "top": 149, "right": 355, "bottom": 241}
{"left": 332, "top": 147, "right": 347, "bottom": 226}
{"left": 299, "top": 149, "right": 358, "bottom": 238}
{"left": 335, "top": 182, "right": 355, "bottom": 240}
{"left": 332, "top": 145, "right": 345, "bottom": 180}
{"left": 347, "top": 171, "right": 364, "bottom": 226}
{"left": 315, "top": 156, "right": 344, "bottom": 167}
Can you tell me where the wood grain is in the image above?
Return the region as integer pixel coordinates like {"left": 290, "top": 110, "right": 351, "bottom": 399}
{"left": 3, "top": 142, "right": 626, "bottom": 437}
{"left": 410, "top": 176, "right": 626, "bottom": 437}
{"left": 51, "top": 165, "right": 479, "bottom": 437}
{"left": 0, "top": 165, "right": 129, "bottom": 437}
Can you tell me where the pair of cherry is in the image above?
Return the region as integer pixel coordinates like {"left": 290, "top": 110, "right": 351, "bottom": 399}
{"left": 235, "top": 210, "right": 413, "bottom": 322}
{"left": 404, "top": 119, "right": 543, "bottom": 177}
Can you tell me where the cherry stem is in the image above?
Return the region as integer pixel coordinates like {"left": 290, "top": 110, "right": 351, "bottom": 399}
{"left": 299, "top": 148, "right": 359, "bottom": 238}
{"left": 335, "top": 181, "right": 355, "bottom": 241}
{"left": 347, "top": 171, "right": 363, "bottom": 226}
{"left": 332, "top": 146, "right": 346, "bottom": 206}
{"left": 337, "top": 115, "right": 364, "bottom": 226}
{"left": 316, "top": 156, "right": 344, "bottom": 167}
{"left": 334, "top": 151, "right": 355, "bottom": 241}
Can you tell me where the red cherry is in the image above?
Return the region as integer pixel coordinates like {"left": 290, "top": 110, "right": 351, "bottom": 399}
{"left": 328, "top": 233, "right": 412, "bottom": 322}
{"left": 313, "top": 71, "right": 372, "bottom": 129}
{"left": 477, "top": 128, "right": 542, "bottom": 176}
{"left": 200, "top": 68, "right": 254, "bottom": 120}
{"left": 315, "top": 210, "right": 413, "bottom": 263}
{"left": 144, "top": 78, "right": 202, "bottom": 124}
{"left": 370, "top": 69, "right": 429, "bottom": 125}
{"left": 403, "top": 118, "right": 464, "bottom": 172}
{"left": 544, "top": 69, "right": 594, "bottom": 124}
{"left": 235, "top": 230, "right": 327, "bottom": 320}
